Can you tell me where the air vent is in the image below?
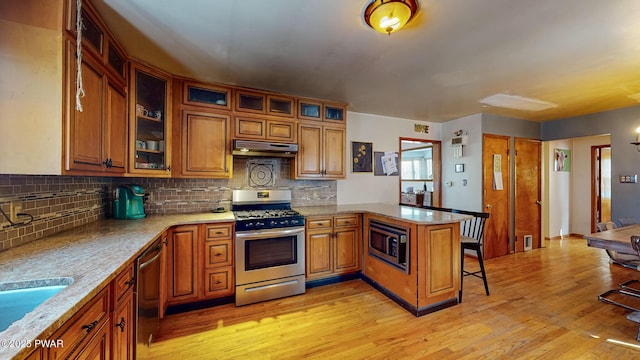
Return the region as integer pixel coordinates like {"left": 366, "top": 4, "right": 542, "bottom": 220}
{"left": 479, "top": 93, "right": 558, "bottom": 111}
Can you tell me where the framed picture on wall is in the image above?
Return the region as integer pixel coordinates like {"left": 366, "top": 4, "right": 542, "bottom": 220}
{"left": 352, "top": 141, "right": 373, "bottom": 172}
{"left": 554, "top": 148, "right": 571, "bottom": 172}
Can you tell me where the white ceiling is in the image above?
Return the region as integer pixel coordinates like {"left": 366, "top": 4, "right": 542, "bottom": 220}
{"left": 93, "top": 0, "right": 640, "bottom": 123}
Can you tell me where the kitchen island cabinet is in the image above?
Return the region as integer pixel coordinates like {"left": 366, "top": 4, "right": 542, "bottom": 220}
{"left": 305, "top": 214, "right": 361, "bottom": 281}
{"left": 296, "top": 204, "right": 469, "bottom": 316}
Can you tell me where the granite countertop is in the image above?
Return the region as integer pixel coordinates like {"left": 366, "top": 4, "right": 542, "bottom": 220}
{"left": 0, "top": 212, "right": 234, "bottom": 360}
{"left": 0, "top": 204, "right": 466, "bottom": 359}
{"left": 295, "top": 204, "right": 471, "bottom": 224}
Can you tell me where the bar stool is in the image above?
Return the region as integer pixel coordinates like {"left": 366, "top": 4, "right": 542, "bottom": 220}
{"left": 451, "top": 209, "right": 490, "bottom": 303}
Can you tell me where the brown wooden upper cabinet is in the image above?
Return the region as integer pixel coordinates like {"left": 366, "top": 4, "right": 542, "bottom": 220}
{"left": 63, "top": 1, "right": 128, "bottom": 176}
{"left": 129, "top": 62, "right": 172, "bottom": 177}
{"left": 235, "top": 115, "right": 296, "bottom": 143}
{"left": 298, "top": 98, "right": 346, "bottom": 124}
{"left": 324, "top": 102, "right": 346, "bottom": 124}
{"left": 298, "top": 98, "right": 323, "bottom": 121}
{"left": 179, "top": 110, "right": 232, "bottom": 178}
{"left": 235, "top": 89, "right": 266, "bottom": 114}
{"left": 267, "top": 94, "right": 295, "bottom": 117}
{"left": 182, "top": 81, "right": 232, "bottom": 111}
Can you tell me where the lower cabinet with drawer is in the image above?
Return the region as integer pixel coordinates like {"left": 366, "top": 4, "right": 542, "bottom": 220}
{"left": 165, "top": 222, "right": 235, "bottom": 307}
{"left": 47, "top": 287, "right": 111, "bottom": 360}
{"left": 202, "top": 223, "right": 234, "bottom": 298}
{"left": 305, "top": 214, "right": 362, "bottom": 280}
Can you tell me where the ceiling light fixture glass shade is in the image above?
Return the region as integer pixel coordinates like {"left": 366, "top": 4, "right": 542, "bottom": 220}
{"left": 364, "top": 0, "right": 419, "bottom": 35}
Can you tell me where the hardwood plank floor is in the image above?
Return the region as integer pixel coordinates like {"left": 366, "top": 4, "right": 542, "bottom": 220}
{"left": 152, "top": 238, "right": 640, "bottom": 359}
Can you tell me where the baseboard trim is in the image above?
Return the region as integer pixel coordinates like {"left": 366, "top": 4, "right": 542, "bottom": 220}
{"left": 360, "top": 274, "right": 457, "bottom": 317}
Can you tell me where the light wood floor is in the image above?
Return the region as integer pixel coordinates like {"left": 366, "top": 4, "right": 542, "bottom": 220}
{"left": 152, "top": 238, "right": 640, "bottom": 359}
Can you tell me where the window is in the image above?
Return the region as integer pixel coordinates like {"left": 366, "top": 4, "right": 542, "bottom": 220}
{"left": 401, "top": 147, "right": 432, "bottom": 180}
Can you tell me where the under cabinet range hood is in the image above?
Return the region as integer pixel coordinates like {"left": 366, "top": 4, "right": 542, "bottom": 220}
{"left": 232, "top": 140, "right": 298, "bottom": 157}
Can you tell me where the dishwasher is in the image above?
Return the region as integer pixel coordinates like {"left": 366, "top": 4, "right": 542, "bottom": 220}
{"left": 136, "top": 236, "right": 164, "bottom": 359}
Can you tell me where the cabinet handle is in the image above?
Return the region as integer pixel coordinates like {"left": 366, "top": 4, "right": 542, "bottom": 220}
{"left": 215, "top": 252, "right": 223, "bottom": 257}
{"left": 215, "top": 231, "right": 224, "bottom": 235}
{"left": 82, "top": 320, "right": 99, "bottom": 333}
{"left": 125, "top": 277, "right": 135, "bottom": 288}
{"left": 102, "top": 159, "right": 112, "bottom": 168}
{"left": 215, "top": 280, "right": 222, "bottom": 285}
{"left": 115, "top": 317, "right": 126, "bottom": 332}
{"left": 166, "top": 166, "right": 172, "bottom": 171}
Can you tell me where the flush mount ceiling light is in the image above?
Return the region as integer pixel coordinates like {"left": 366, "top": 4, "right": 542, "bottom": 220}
{"left": 479, "top": 93, "right": 558, "bottom": 112}
{"left": 363, "top": 0, "right": 419, "bottom": 35}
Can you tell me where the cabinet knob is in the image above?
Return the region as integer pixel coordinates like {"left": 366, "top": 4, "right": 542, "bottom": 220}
{"left": 82, "top": 320, "right": 99, "bottom": 333}
{"left": 102, "top": 159, "right": 113, "bottom": 168}
{"left": 166, "top": 166, "right": 172, "bottom": 171}
{"left": 115, "top": 317, "right": 126, "bottom": 332}
{"left": 125, "top": 277, "right": 135, "bottom": 288}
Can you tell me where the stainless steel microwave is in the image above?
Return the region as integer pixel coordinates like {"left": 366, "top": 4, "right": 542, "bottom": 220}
{"left": 368, "top": 219, "right": 409, "bottom": 273}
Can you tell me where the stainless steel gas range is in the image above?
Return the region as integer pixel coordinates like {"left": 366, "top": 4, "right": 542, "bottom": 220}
{"left": 232, "top": 189, "right": 306, "bottom": 306}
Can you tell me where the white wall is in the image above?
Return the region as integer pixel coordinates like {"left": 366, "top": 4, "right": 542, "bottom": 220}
{"left": 0, "top": 3, "right": 63, "bottom": 175}
{"left": 546, "top": 139, "right": 573, "bottom": 238}
{"left": 571, "top": 135, "right": 610, "bottom": 235}
{"left": 440, "top": 114, "right": 483, "bottom": 211}
{"left": 337, "top": 112, "right": 441, "bottom": 205}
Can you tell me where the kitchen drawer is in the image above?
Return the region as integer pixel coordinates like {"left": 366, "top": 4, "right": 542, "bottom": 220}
{"left": 205, "top": 223, "right": 233, "bottom": 241}
{"left": 307, "top": 217, "right": 332, "bottom": 229}
{"left": 47, "top": 287, "right": 110, "bottom": 360}
{"left": 112, "top": 263, "right": 134, "bottom": 305}
{"left": 204, "top": 267, "right": 234, "bottom": 297}
{"left": 205, "top": 240, "right": 233, "bottom": 268}
{"left": 334, "top": 214, "right": 359, "bottom": 228}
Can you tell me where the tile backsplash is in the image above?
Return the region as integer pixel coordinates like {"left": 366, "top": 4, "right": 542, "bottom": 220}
{"left": 0, "top": 175, "right": 110, "bottom": 251}
{"left": 113, "top": 158, "right": 336, "bottom": 215}
{"left": 1, "top": 158, "right": 337, "bottom": 252}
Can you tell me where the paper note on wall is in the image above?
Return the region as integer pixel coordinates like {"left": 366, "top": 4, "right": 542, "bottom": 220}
{"left": 493, "top": 154, "right": 504, "bottom": 190}
{"left": 381, "top": 152, "right": 398, "bottom": 175}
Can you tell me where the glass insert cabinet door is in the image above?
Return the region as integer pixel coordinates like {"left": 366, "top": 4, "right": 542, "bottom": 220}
{"left": 132, "top": 66, "right": 169, "bottom": 172}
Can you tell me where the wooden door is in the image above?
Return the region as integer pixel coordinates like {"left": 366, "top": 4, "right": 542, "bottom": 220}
{"left": 181, "top": 110, "right": 231, "bottom": 177}
{"left": 323, "top": 126, "right": 346, "bottom": 179}
{"left": 104, "top": 82, "right": 127, "bottom": 173}
{"left": 111, "top": 291, "right": 134, "bottom": 360}
{"left": 296, "top": 123, "right": 323, "bottom": 178}
{"left": 334, "top": 227, "right": 359, "bottom": 273}
{"left": 306, "top": 231, "right": 332, "bottom": 278}
{"left": 66, "top": 44, "right": 104, "bottom": 172}
{"left": 514, "top": 138, "right": 541, "bottom": 252}
{"left": 167, "top": 225, "right": 199, "bottom": 303}
{"left": 482, "top": 134, "right": 510, "bottom": 259}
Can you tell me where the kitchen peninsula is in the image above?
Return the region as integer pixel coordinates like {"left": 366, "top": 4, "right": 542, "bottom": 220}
{"left": 0, "top": 205, "right": 467, "bottom": 359}
{"left": 297, "top": 204, "right": 470, "bottom": 316}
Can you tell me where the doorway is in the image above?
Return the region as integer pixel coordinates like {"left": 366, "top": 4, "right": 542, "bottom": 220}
{"left": 591, "top": 145, "right": 611, "bottom": 232}
{"left": 399, "top": 138, "right": 441, "bottom": 207}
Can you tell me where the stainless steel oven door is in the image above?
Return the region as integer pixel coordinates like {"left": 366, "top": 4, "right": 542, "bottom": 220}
{"left": 235, "top": 226, "right": 305, "bottom": 286}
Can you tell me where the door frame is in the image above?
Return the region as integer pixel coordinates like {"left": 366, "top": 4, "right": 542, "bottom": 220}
{"left": 590, "top": 144, "right": 611, "bottom": 233}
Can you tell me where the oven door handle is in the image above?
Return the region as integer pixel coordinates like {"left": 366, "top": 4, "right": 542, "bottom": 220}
{"left": 236, "top": 227, "right": 304, "bottom": 240}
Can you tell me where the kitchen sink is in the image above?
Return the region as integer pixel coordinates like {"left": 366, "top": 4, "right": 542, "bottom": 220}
{"left": 0, "top": 277, "right": 74, "bottom": 332}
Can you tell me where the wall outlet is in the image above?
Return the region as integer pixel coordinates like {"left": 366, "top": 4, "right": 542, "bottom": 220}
{"left": 10, "top": 201, "right": 22, "bottom": 223}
